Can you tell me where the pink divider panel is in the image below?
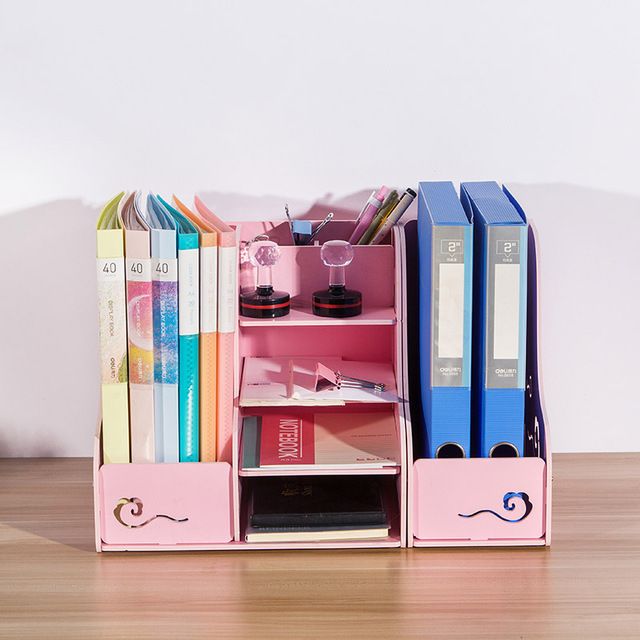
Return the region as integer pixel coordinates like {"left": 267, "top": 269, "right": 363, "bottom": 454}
{"left": 99, "top": 462, "right": 233, "bottom": 545}
{"left": 413, "top": 458, "right": 545, "bottom": 541}
{"left": 239, "top": 324, "right": 394, "bottom": 363}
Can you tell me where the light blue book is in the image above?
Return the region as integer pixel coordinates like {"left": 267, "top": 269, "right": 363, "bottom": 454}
{"left": 145, "top": 194, "right": 179, "bottom": 463}
{"left": 418, "top": 182, "right": 473, "bottom": 458}
{"left": 158, "top": 195, "right": 200, "bottom": 463}
{"left": 460, "top": 182, "right": 528, "bottom": 458}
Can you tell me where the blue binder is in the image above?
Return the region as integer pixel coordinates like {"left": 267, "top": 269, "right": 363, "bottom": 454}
{"left": 460, "top": 182, "right": 528, "bottom": 458}
{"left": 418, "top": 182, "right": 473, "bottom": 458}
{"left": 145, "top": 194, "right": 180, "bottom": 463}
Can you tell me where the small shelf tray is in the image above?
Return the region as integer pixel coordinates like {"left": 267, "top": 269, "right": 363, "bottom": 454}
{"left": 239, "top": 305, "right": 396, "bottom": 327}
{"left": 239, "top": 466, "right": 401, "bottom": 478}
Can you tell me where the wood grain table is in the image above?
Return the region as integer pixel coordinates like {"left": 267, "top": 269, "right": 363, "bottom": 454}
{"left": 1, "top": 454, "right": 639, "bottom": 639}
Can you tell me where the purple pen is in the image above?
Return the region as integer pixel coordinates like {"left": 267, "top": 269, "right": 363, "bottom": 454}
{"left": 348, "top": 186, "right": 390, "bottom": 244}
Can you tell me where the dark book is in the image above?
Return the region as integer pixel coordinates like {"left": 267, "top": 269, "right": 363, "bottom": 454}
{"left": 249, "top": 476, "right": 387, "bottom": 528}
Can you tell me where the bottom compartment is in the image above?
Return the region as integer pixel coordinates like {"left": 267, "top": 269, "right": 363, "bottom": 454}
{"left": 238, "top": 474, "right": 402, "bottom": 549}
{"left": 98, "top": 461, "right": 234, "bottom": 547}
{"left": 412, "top": 457, "right": 546, "bottom": 545}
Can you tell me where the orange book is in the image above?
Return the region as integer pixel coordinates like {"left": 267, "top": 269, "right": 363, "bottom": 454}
{"left": 193, "top": 195, "right": 238, "bottom": 463}
{"left": 173, "top": 195, "right": 219, "bottom": 462}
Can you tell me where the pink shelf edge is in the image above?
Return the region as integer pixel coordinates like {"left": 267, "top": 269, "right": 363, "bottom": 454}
{"left": 101, "top": 537, "right": 401, "bottom": 552}
{"left": 238, "top": 466, "right": 400, "bottom": 477}
{"left": 413, "top": 537, "right": 546, "bottom": 548}
{"left": 239, "top": 305, "right": 396, "bottom": 327}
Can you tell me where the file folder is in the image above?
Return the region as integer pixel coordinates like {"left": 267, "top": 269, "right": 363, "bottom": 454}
{"left": 145, "top": 194, "right": 179, "bottom": 463}
{"left": 158, "top": 196, "right": 200, "bottom": 463}
{"left": 96, "top": 192, "right": 130, "bottom": 464}
{"left": 417, "top": 182, "right": 473, "bottom": 458}
{"left": 119, "top": 192, "right": 155, "bottom": 463}
{"left": 172, "top": 195, "right": 219, "bottom": 462}
{"left": 193, "top": 195, "right": 238, "bottom": 463}
{"left": 460, "top": 181, "right": 528, "bottom": 458}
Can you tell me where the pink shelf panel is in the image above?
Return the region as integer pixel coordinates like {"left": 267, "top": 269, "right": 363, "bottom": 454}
{"left": 239, "top": 466, "right": 400, "bottom": 478}
{"left": 239, "top": 305, "right": 396, "bottom": 327}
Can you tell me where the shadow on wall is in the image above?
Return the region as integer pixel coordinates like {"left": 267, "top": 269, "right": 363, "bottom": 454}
{"left": 505, "top": 183, "right": 640, "bottom": 453}
{"left": 0, "top": 199, "right": 101, "bottom": 457}
{"left": 196, "top": 188, "right": 373, "bottom": 221}
{"left": 1, "top": 185, "right": 638, "bottom": 456}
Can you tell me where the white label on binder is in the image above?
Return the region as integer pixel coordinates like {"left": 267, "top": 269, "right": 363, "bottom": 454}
{"left": 218, "top": 246, "right": 237, "bottom": 334}
{"left": 493, "top": 264, "right": 520, "bottom": 359}
{"left": 437, "top": 263, "right": 464, "bottom": 359}
{"left": 152, "top": 258, "right": 178, "bottom": 282}
{"left": 126, "top": 258, "right": 151, "bottom": 282}
{"left": 96, "top": 257, "right": 127, "bottom": 384}
{"left": 178, "top": 248, "right": 199, "bottom": 336}
{"left": 97, "top": 257, "right": 124, "bottom": 283}
{"left": 200, "top": 246, "right": 218, "bottom": 333}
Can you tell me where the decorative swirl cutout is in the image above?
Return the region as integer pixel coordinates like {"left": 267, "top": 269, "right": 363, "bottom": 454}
{"left": 458, "top": 491, "right": 533, "bottom": 523}
{"left": 113, "top": 497, "right": 189, "bottom": 528}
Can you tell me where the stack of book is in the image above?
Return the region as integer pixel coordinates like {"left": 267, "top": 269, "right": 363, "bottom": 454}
{"left": 96, "top": 192, "right": 237, "bottom": 464}
{"left": 245, "top": 476, "right": 390, "bottom": 543}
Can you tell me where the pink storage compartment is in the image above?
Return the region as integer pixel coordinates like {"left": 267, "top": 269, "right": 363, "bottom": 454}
{"left": 231, "top": 220, "right": 409, "bottom": 549}
{"left": 98, "top": 461, "right": 233, "bottom": 546}
{"left": 401, "top": 218, "right": 551, "bottom": 547}
{"left": 412, "top": 458, "right": 545, "bottom": 542}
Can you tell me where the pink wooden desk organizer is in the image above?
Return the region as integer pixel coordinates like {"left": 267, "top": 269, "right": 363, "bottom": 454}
{"left": 93, "top": 215, "right": 550, "bottom": 551}
{"left": 94, "top": 219, "right": 409, "bottom": 551}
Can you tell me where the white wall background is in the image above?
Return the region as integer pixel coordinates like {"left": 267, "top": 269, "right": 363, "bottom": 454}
{"left": 1, "top": 0, "right": 639, "bottom": 455}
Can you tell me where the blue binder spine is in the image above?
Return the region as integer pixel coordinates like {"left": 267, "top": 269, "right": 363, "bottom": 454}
{"left": 460, "top": 182, "right": 528, "bottom": 458}
{"left": 146, "top": 194, "right": 180, "bottom": 463}
{"left": 418, "top": 182, "right": 473, "bottom": 458}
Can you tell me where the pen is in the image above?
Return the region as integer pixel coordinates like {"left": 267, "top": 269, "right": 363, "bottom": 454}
{"left": 358, "top": 190, "right": 399, "bottom": 245}
{"left": 369, "top": 187, "right": 416, "bottom": 245}
{"left": 353, "top": 190, "right": 375, "bottom": 227}
{"left": 348, "top": 186, "right": 389, "bottom": 244}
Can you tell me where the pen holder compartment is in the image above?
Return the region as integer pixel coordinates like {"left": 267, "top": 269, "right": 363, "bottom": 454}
{"left": 237, "top": 219, "right": 392, "bottom": 249}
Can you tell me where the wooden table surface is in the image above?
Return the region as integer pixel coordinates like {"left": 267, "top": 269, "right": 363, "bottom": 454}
{"left": 1, "top": 454, "right": 639, "bottom": 639}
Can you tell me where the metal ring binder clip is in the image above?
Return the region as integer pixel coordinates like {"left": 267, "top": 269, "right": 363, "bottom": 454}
{"left": 335, "top": 371, "right": 386, "bottom": 393}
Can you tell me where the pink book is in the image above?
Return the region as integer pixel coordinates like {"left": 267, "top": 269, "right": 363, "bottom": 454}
{"left": 119, "top": 192, "right": 155, "bottom": 463}
{"left": 241, "top": 411, "right": 399, "bottom": 471}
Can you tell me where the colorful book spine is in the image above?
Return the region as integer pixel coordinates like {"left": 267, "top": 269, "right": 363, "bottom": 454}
{"left": 120, "top": 192, "right": 155, "bottom": 463}
{"left": 194, "top": 195, "right": 238, "bottom": 463}
{"left": 96, "top": 192, "right": 130, "bottom": 463}
{"left": 146, "top": 194, "right": 179, "bottom": 463}
{"left": 159, "top": 196, "right": 200, "bottom": 463}
{"left": 173, "top": 195, "right": 218, "bottom": 462}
